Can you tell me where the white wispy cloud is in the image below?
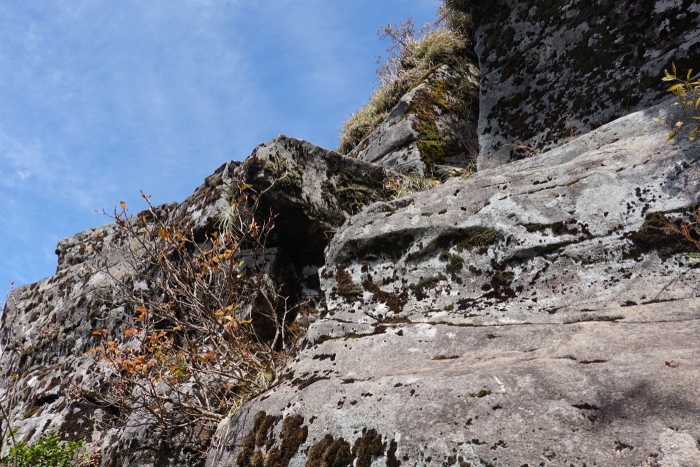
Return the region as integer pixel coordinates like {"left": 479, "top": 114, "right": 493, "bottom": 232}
{"left": 0, "top": 131, "right": 44, "bottom": 187}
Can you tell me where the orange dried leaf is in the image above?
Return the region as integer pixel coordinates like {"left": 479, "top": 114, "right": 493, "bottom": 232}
{"left": 135, "top": 306, "right": 149, "bottom": 322}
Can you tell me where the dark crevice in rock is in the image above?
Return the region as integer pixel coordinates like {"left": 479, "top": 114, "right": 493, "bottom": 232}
{"left": 625, "top": 211, "right": 698, "bottom": 261}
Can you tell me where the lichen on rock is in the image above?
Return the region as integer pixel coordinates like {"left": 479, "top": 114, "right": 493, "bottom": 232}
{"left": 472, "top": 0, "right": 700, "bottom": 168}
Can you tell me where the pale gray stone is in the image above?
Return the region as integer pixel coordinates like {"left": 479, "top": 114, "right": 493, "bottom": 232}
{"left": 208, "top": 100, "right": 700, "bottom": 467}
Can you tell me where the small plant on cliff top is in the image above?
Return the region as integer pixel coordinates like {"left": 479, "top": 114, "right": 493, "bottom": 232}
{"left": 85, "top": 168, "right": 301, "bottom": 458}
{"left": 337, "top": 1, "right": 472, "bottom": 155}
{"left": 661, "top": 63, "right": 700, "bottom": 141}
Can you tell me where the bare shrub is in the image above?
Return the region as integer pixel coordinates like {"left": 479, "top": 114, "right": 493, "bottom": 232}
{"left": 85, "top": 169, "right": 302, "bottom": 457}
{"left": 661, "top": 206, "right": 700, "bottom": 251}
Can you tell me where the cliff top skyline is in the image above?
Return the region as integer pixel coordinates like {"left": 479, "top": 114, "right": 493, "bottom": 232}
{"left": 0, "top": 0, "right": 436, "bottom": 292}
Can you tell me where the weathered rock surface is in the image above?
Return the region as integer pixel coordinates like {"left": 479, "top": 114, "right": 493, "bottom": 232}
{"left": 243, "top": 135, "right": 393, "bottom": 298}
{"left": 471, "top": 0, "right": 700, "bottom": 168}
{"left": 208, "top": 100, "right": 700, "bottom": 466}
{"left": 0, "top": 136, "right": 392, "bottom": 466}
{"left": 4, "top": 2, "right": 700, "bottom": 465}
{"left": 351, "top": 64, "right": 479, "bottom": 175}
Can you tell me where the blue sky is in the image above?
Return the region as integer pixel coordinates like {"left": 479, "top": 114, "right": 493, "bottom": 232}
{"left": 0, "top": 0, "right": 438, "bottom": 291}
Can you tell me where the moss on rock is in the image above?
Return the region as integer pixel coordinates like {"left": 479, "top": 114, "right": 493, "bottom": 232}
{"left": 237, "top": 412, "right": 308, "bottom": 467}
{"left": 625, "top": 211, "right": 698, "bottom": 260}
{"left": 307, "top": 435, "right": 353, "bottom": 467}
{"left": 411, "top": 274, "right": 447, "bottom": 300}
{"left": 335, "top": 264, "right": 364, "bottom": 298}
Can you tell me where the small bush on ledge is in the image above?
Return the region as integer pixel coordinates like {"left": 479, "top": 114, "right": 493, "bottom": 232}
{"left": 1, "top": 430, "right": 85, "bottom": 467}
{"left": 662, "top": 63, "right": 700, "bottom": 141}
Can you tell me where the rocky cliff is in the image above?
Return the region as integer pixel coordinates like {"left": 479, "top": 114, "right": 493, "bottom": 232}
{"left": 350, "top": 63, "right": 479, "bottom": 176}
{"left": 208, "top": 98, "right": 700, "bottom": 467}
{"left": 471, "top": 0, "right": 700, "bottom": 168}
{"left": 0, "top": 137, "right": 396, "bottom": 466}
{"left": 2, "top": 1, "right": 700, "bottom": 466}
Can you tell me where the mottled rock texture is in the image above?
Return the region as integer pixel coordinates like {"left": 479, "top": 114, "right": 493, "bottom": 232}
{"left": 243, "top": 135, "right": 393, "bottom": 295}
{"left": 208, "top": 100, "right": 700, "bottom": 466}
{"left": 351, "top": 64, "right": 479, "bottom": 175}
{"left": 472, "top": 0, "right": 700, "bottom": 168}
{"left": 4, "top": 2, "right": 700, "bottom": 465}
{"left": 0, "top": 136, "right": 392, "bottom": 466}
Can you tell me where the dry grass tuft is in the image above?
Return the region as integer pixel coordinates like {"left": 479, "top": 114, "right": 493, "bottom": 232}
{"left": 337, "top": 3, "right": 473, "bottom": 155}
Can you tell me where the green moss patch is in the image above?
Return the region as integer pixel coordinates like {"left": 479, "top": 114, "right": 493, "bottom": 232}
{"left": 307, "top": 429, "right": 395, "bottom": 467}
{"left": 307, "top": 435, "right": 353, "bottom": 467}
{"left": 410, "top": 73, "right": 475, "bottom": 171}
{"left": 439, "top": 251, "right": 465, "bottom": 281}
{"left": 353, "top": 429, "right": 384, "bottom": 467}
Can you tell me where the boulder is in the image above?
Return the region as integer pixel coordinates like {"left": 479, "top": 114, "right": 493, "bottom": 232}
{"left": 0, "top": 136, "right": 392, "bottom": 466}
{"left": 471, "top": 0, "right": 700, "bottom": 168}
{"left": 207, "top": 100, "right": 700, "bottom": 466}
{"left": 240, "top": 135, "right": 393, "bottom": 300}
{"left": 351, "top": 64, "right": 479, "bottom": 176}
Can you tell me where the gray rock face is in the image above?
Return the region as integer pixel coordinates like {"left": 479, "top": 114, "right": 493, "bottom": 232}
{"left": 0, "top": 136, "right": 391, "bottom": 466}
{"left": 208, "top": 100, "right": 700, "bottom": 466}
{"left": 1, "top": 221, "right": 166, "bottom": 465}
{"left": 319, "top": 99, "right": 700, "bottom": 332}
{"left": 4, "top": 4, "right": 700, "bottom": 462}
{"left": 351, "top": 65, "right": 479, "bottom": 175}
{"left": 472, "top": 0, "right": 700, "bottom": 168}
